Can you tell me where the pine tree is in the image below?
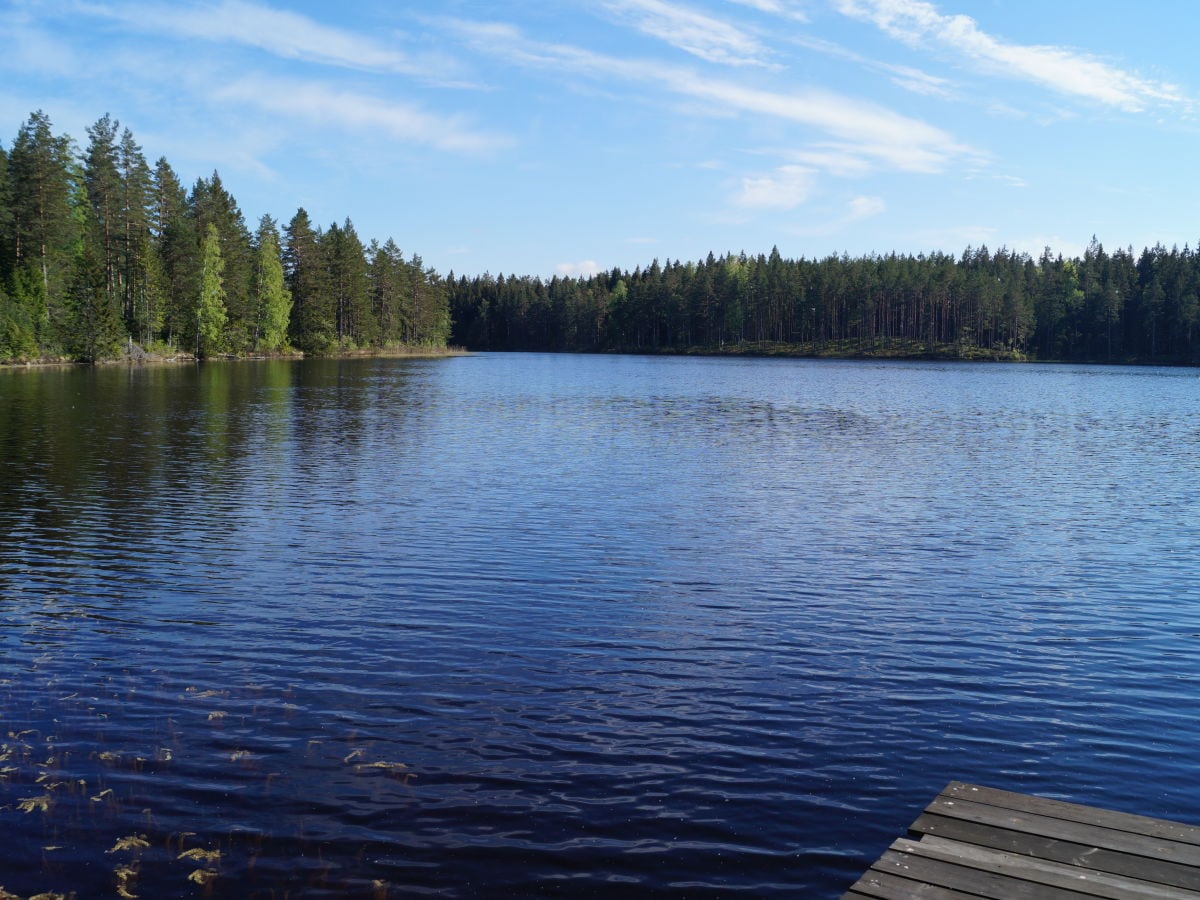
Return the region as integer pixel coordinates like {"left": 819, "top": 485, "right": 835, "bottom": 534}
{"left": 253, "top": 214, "right": 291, "bottom": 351}
{"left": 83, "top": 114, "right": 122, "bottom": 323}
{"left": 324, "top": 217, "right": 373, "bottom": 346}
{"left": 0, "top": 141, "right": 38, "bottom": 362}
{"left": 284, "top": 208, "right": 331, "bottom": 351}
{"left": 196, "top": 223, "right": 227, "bottom": 357}
{"left": 117, "top": 127, "right": 153, "bottom": 340}
{"left": 8, "top": 110, "right": 79, "bottom": 349}
{"left": 150, "top": 157, "right": 192, "bottom": 346}
{"left": 369, "top": 238, "right": 405, "bottom": 343}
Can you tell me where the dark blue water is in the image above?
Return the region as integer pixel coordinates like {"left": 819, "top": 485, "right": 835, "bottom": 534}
{"left": 2, "top": 353, "right": 1199, "bottom": 897}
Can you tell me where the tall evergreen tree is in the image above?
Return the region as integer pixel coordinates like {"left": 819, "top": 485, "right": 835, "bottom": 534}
{"left": 0, "top": 142, "right": 12, "bottom": 285}
{"left": 369, "top": 238, "right": 405, "bottom": 343}
{"left": 65, "top": 242, "right": 122, "bottom": 362}
{"left": 324, "top": 217, "right": 373, "bottom": 346}
{"left": 284, "top": 208, "right": 330, "bottom": 351}
{"left": 189, "top": 172, "right": 252, "bottom": 351}
{"left": 196, "top": 223, "right": 227, "bottom": 357}
{"left": 150, "top": 157, "right": 193, "bottom": 345}
{"left": 8, "top": 110, "right": 79, "bottom": 348}
{"left": 253, "top": 214, "right": 291, "bottom": 351}
{"left": 83, "top": 114, "right": 122, "bottom": 320}
{"left": 116, "top": 127, "right": 154, "bottom": 340}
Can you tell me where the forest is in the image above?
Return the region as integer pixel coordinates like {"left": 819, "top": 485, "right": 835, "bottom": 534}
{"left": 0, "top": 111, "right": 451, "bottom": 363}
{"left": 448, "top": 238, "right": 1200, "bottom": 365}
{"left": 6, "top": 108, "right": 1200, "bottom": 368}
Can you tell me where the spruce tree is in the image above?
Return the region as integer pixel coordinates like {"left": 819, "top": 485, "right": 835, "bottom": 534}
{"left": 8, "top": 110, "right": 79, "bottom": 349}
{"left": 150, "top": 157, "right": 193, "bottom": 346}
{"left": 189, "top": 172, "right": 252, "bottom": 351}
{"left": 369, "top": 238, "right": 405, "bottom": 344}
{"left": 324, "top": 218, "right": 373, "bottom": 346}
{"left": 0, "top": 143, "right": 12, "bottom": 285}
{"left": 284, "top": 208, "right": 331, "bottom": 351}
{"left": 65, "top": 242, "right": 122, "bottom": 362}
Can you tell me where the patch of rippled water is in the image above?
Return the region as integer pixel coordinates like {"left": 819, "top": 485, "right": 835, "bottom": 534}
{"left": 2, "top": 355, "right": 1200, "bottom": 897}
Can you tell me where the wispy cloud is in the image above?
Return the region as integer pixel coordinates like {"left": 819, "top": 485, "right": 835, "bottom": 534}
{"left": 214, "top": 75, "right": 511, "bottom": 154}
{"left": 724, "top": 0, "right": 809, "bottom": 21}
{"left": 0, "top": 8, "right": 77, "bottom": 77}
{"left": 834, "top": 0, "right": 1184, "bottom": 112}
{"left": 735, "top": 164, "right": 815, "bottom": 209}
{"left": 77, "top": 0, "right": 465, "bottom": 83}
{"left": 604, "top": 0, "right": 774, "bottom": 67}
{"left": 786, "top": 32, "right": 955, "bottom": 99}
{"left": 445, "top": 20, "right": 975, "bottom": 174}
{"left": 791, "top": 194, "right": 886, "bottom": 236}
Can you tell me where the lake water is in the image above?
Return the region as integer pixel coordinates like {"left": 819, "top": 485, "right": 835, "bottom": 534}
{"left": 2, "top": 353, "right": 1199, "bottom": 898}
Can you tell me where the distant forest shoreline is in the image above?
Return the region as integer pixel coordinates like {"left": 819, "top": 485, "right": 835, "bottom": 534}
{"left": 446, "top": 242, "right": 1200, "bottom": 367}
{"left": 6, "top": 110, "right": 1200, "bottom": 369}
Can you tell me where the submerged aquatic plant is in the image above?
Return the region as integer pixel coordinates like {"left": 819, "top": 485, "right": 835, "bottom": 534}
{"left": 17, "top": 794, "right": 52, "bottom": 813}
{"left": 107, "top": 835, "right": 150, "bottom": 854}
{"left": 186, "top": 869, "right": 218, "bottom": 887}
{"left": 113, "top": 864, "right": 138, "bottom": 899}
{"left": 178, "top": 848, "right": 221, "bottom": 864}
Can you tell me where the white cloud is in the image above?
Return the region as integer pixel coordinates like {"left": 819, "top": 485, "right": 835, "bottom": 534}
{"left": 604, "top": 0, "right": 774, "bottom": 67}
{"left": 445, "top": 20, "right": 975, "bottom": 174}
{"left": 787, "top": 147, "right": 874, "bottom": 178}
{"left": 556, "top": 260, "right": 603, "bottom": 277}
{"left": 735, "top": 164, "right": 815, "bottom": 209}
{"left": 790, "top": 194, "right": 885, "bottom": 236}
{"left": 847, "top": 194, "right": 885, "bottom": 220}
{"left": 77, "top": 0, "right": 464, "bottom": 82}
{"left": 784, "top": 33, "right": 954, "bottom": 99}
{"left": 213, "top": 76, "right": 511, "bottom": 154}
{"left": 0, "top": 13, "right": 77, "bottom": 77}
{"left": 834, "top": 0, "right": 1184, "bottom": 112}
{"left": 724, "top": 0, "right": 809, "bottom": 20}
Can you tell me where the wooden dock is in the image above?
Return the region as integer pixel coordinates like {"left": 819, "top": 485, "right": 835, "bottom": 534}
{"left": 844, "top": 781, "right": 1200, "bottom": 899}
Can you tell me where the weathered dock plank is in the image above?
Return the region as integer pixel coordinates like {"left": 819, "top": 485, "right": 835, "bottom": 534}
{"left": 844, "top": 782, "right": 1200, "bottom": 899}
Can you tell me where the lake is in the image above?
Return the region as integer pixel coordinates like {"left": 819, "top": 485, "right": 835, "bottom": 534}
{"left": 2, "top": 352, "right": 1199, "bottom": 897}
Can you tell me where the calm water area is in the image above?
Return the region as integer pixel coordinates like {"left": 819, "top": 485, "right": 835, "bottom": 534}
{"left": 2, "top": 352, "right": 1199, "bottom": 897}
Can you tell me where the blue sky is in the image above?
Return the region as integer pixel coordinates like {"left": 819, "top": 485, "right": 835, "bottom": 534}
{"left": 2, "top": 0, "right": 1197, "bottom": 278}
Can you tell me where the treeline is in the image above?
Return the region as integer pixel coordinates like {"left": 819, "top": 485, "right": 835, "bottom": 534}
{"left": 0, "top": 110, "right": 449, "bottom": 362}
{"left": 450, "top": 242, "right": 1200, "bottom": 364}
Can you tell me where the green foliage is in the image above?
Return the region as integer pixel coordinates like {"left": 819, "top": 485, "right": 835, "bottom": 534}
{"left": 0, "top": 143, "right": 12, "bottom": 285}
{"left": 323, "top": 218, "right": 374, "bottom": 347}
{"left": 8, "top": 111, "right": 80, "bottom": 352}
{"left": 65, "top": 243, "right": 123, "bottom": 362}
{"left": 0, "top": 286, "right": 38, "bottom": 360}
{"left": 0, "top": 111, "right": 453, "bottom": 363}
{"left": 447, "top": 243, "right": 1200, "bottom": 364}
{"left": 190, "top": 172, "right": 253, "bottom": 351}
{"left": 284, "top": 207, "right": 331, "bottom": 352}
{"left": 254, "top": 215, "right": 291, "bottom": 351}
{"left": 196, "top": 223, "right": 227, "bottom": 357}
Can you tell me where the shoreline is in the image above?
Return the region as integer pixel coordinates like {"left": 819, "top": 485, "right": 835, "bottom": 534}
{"left": 0, "top": 345, "right": 470, "bottom": 370}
